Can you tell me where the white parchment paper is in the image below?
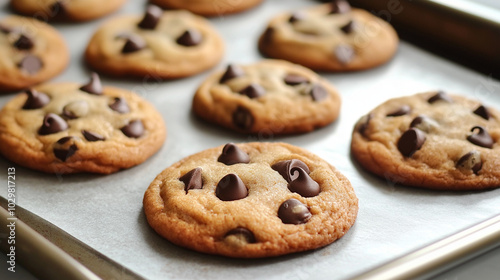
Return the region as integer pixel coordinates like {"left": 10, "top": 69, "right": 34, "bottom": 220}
{"left": 1, "top": 1, "right": 500, "bottom": 279}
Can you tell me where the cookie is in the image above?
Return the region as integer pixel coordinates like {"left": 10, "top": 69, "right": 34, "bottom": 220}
{"left": 0, "top": 16, "right": 69, "bottom": 93}
{"left": 192, "top": 60, "right": 341, "bottom": 135}
{"left": 143, "top": 142, "right": 358, "bottom": 258}
{"left": 0, "top": 73, "right": 166, "bottom": 174}
{"left": 149, "top": 0, "right": 264, "bottom": 17}
{"left": 10, "top": 0, "right": 126, "bottom": 22}
{"left": 85, "top": 5, "right": 224, "bottom": 79}
{"left": 351, "top": 91, "right": 500, "bottom": 191}
{"left": 258, "top": 1, "right": 399, "bottom": 71}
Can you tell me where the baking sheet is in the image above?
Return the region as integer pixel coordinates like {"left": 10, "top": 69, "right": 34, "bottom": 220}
{"left": 1, "top": 0, "right": 500, "bottom": 279}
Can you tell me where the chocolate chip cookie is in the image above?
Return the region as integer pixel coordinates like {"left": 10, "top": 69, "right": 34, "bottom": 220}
{"left": 143, "top": 142, "right": 358, "bottom": 258}
{"left": 85, "top": 5, "right": 224, "bottom": 79}
{"left": 149, "top": 0, "right": 264, "bottom": 17}
{"left": 0, "top": 73, "right": 166, "bottom": 174}
{"left": 0, "top": 16, "right": 69, "bottom": 93}
{"left": 258, "top": 1, "right": 398, "bottom": 71}
{"left": 351, "top": 91, "right": 500, "bottom": 190}
{"left": 192, "top": 60, "right": 341, "bottom": 135}
{"left": 10, "top": 0, "right": 126, "bottom": 22}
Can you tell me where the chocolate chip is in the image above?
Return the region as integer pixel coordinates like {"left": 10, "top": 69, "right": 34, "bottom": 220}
{"left": 216, "top": 173, "right": 248, "bottom": 201}
{"left": 387, "top": 105, "right": 411, "bottom": 117}
{"left": 278, "top": 199, "right": 311, "bottom": 225}
{"left": 330, "top": 0, "right": 351, "bottom": 14}
{"left": 122, "top": 35, "right": 146, "bottom": 54}
{"left": 288, "top": 168, "right": 320, "bottom": 197}
{"left": 49, "top": 1, "right": 65, "bottom": 16}
{"left": 357, "top": 113, "right": 372, "bottom": 136}
{"left": 220, "top": 64, "right": 244, "bottom": 83}
{"left": 239, "top": 83, "right": 265, "bottom": 99}
{"left": 121, "top": 120, "right": 144, "bottom": 138}
{"left": 176, "top": 29, "right": 202, "bottom": 47}
{"left": 138, "top": 5, "right": 163, "bottom": 30}
{"left": 232, "top": 106, "right": 254, "bottom": 130}
{"left": 467, "top": 126, "right": 493, "bottom": 149}
{"left": 309, "top": 84, "right": 327, "bottom": 102}
{"left": 14, "top": 35, "right": 34, "bottom": 50}
{"left": 272, "top": 159, "right": 310, "bottom": 183}
{"left": 22, "top": 89, "right": 50, "bottom": 109}
{"left": 334, "top": 44, "right": 354, "bottom": 64}
{"left": 410, "top": 115, "right": 439, "bottom": 133}
{"left": 262, "top": 27, "right": 275, "bottom": 44}
{"left": 218, "top": 143, "right": 250, "bottom": 165}
{"left": 0, "top": 24, "right": 13, "bottom": 34}
{"left": 289, "top": 12, "right": 305, "bottom": 23}
{"left": 340, "top": 20, "right": 356, "bottom": 34}
{"left": 397, "top": 128, "right": 426, "bottom": 157}
{"left": 62, "top": 101, "right": 89, "bottom": 119}
{"left": 428, "top": 91, "right": 452, "bottom": 104}
{"left": 53, "top": 136, "right": 78, "bottom": 162}
{"left": 109, "top": 97, "right": 130, "bottom": 114}
{"left": 179, "top": 167, "right": 203, "bottom": 193}
{"left": 473, "top": 105, "right": 490, "bottom": 120}
{"left": 224, "top": 227, "right": 256, "bottom": 244}
{"left": 456, "top": 151, "right": 482, "bottom": 174}
{"left": 18, "top": 55, "right": 43, "bottom": 74}
{"left": 39, "top": 113, "right": 68, "bottom": 135}
{"left": 284, "top": 74, "right": 309, "bottom": 86}
{"left": 82, "top": 130, "right": 105, "bottom": 142}
{"left": 79, "top": 72, "right": 103, "bottom": 95}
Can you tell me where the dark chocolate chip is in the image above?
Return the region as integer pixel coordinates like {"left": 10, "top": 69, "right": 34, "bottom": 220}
{"left": 82, "top": 130, "right": 105, "bottom": 142}
{"left": 387, "top": 105, "right": 411, "bottom": 117}
{"left": 49, "top": 1, "right": 65, "bottom": 16}
{"left": 310, "top": 84, "right": 327, "bottom": 101}
{"left": 410, "top": 115, "right": 438, "bottom": 133}
{"left": 122, "top": 35, "right": 146, "bottom": 53}
{"left": 397, "top": 128, "right": 426, "bottom": 157}
{"left": 79, "top": 72, "right": 103, "bottom": 95}
{"left": 176, "top": 29, "right": 202, "bottom": 47}
{"left": 284, "top": 74, "right": 309, "bottom": 86}
{"left": 288, "top": 168, "right": 320, "bottom": 197}
{"left": 473, "top": 105, "right": 490, "bottom": 120}
{"left": 272, "top": 159, "right": 310, "bottom": 183}
{"left": 220, "top": 64, "right": 244, "bottom": 83}
{"left": 22, "top": 89, "right": 50, "bottom": 109}
{"left": 109, "top": 97, "right": 130, "bottom": 114}
{"left": 121, "top": 120, "right": 144, "bottom": 138}
{"left": 18, "top": 54, "right": 43, "bottom": 74}
{"left": 53, "top": 136, "right": 78, "bottom": 162}
{"left": 232, "top": 106, "right": 254, "bottom": 130}
{"left": 330, "top": 0, "right": 351, "bottom": 14}
{"left": 428, "top": 91, "right": 452, "bottom": 104}
{"left": 340, "top": 20, "right": 356, "bottom": 34}
{"left": 357, "top": 113, "right": 372, "bottom": 136}
{"left": 239, "top": 83, "right": 265, "bottom": 99}
{"left": 39, "top": 113, "right": 68, "bottom": 135}
{"left": 467, "top": 126, "right": 493, "bottom": 149}
{"left": 62, "top": 101, "right": 89, "bottom": 119}
{"left": 456, "top": 150, "right": 482, "bottom": 174}
{"left": 224, "top": 227, "right": 256, "bottom": 243}
{"left": 218, "top": 143, "right": 250, "bottom": 165}
{"left": 138, "top": 5, "right": 163, "bottom": 30}
{"left": 289, "top": 12, "right": 306, "bottom": 23}
{"left": 334, "top": 44, "right": 354, "bottom": 64}
{"left": 14, "top": 34, "right": 34, "bottom": 50}
{"left": 278, "top": 199, "right": 311, "bottom": 225}
{"left": 262, "top": 27, "right": 275, "bottom": 44}
{"left": 216, "top": 173, "right": 248, "bottom": 201}
{"left": 179, "top": 167, "right": 203, "bottom": 193}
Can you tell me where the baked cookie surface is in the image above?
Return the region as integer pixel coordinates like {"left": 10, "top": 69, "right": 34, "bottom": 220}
{"left": 10, "top": 0, "right": 125, "bottom": 22}
{"left": 0, "top": 73, "right": 166, "bottom": 174}
{"left": 149, "top": 0, "right": 264, "bottom": 17}
{"left": 192, "top": 60, "right": 341, "bottom": 135}
{"left": 85, "top": 6, "right": 224, "bottom": 79}
{"left": 351, "top": 91, "right": 500, "bottom": 190}
{"left": 0, "top": 16, "right": 69, "bottom": 93}
{"left": 143, "top": 142, "right": 358, "bottom": 258}
{"left": 258, "top": 1, "right": 398, "bottom": 71}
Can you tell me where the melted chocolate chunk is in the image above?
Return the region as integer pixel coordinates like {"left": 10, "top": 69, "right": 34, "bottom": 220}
{"left": 335, "top": 44, "right": 354, "bottom": 64}
{"left": 232, "top": 106, "right": 254, "bottom": 130}
{"left": 138, "top": 5, "right": 163, "bottom": 30}
{"left": 410, "top": 115, "right": 439, "bottom": 133}
{"left": 53, "top": 136, "right": 78, "bottom": 162}
{"left": 82, "top": 130, "right": 105, "bottom": 142}
{"left": 122, "top": 35, "right": 146, "bottom": 53}
{"left": 340, "top": 20, "right": 356, "bottom": 34}
{"left": 473, "top": 105, "right": 490, "bottom": 120}
{"left": 272, "top": 159, "right": 310, "bottom": 183}
{"left": 120, "top": 120, "right": 144, "bottom": 138}
{"left": 239, "top": 83, "right": 265, "bottom": 99}
{"left": 216, "top": 173, "right": 248, "bottom": 201}
{"left": 62, "top": 101, "right": 89, "bottom": 119}
{"left": 176, "top": 29, "right": 202, "bottom": 47}
{"left": 179, "top": 167, "right": 203, "bottom": 193}
{"left": 310, "top": 84, "right": 327, "bottom": 101}
{"left": 18, "top": 54, "right": 43, "bottom": 74}
{"left": 467, "top": 126, "right": 493, "bottom": 148}
{"left": 224, "top": 227, "right": 256, "bottom": 243}
{"left": 278, "top": 199, "right": 311, "bottom": 225}
{"left": 428, "top": 91, "right": 452, "bottom": 104}
{"left": 456, "top": 151, "right": 482, "bottom": 174}
{"left": 79, "top": 73, "right": 103, "bottom": 95}
{"left": 289, "top": 12, "right": 306, "bottom": 23}
{"left": 39, "top": 113, "right": 68, "bottom": 135}
{"left": 49, "top": 1, "right": 65, "bottom": 16}
{"left": 284, "top": 74, "right": 309, "bottom": 86}
{"left": 22, "top": 89, "right": 50, "bottom": 109}
{"left": 288, "top": 168, "right": 320, "bottom": 197}
{"left": 387, "top": 105, "right": 411, "bottom": 117}
{"left": 262, "top": 27, "right": 275, "bottom": 44}
{"left": 109, "top": 97, "right": 130, "bottom": 114}
{"left": 397, "top": 128, "right": 426, "bottom": 157}
{"left": 218, "top": 143, "right": 250, "bottom": 165}
{"left": 220, "top": 64, "right": 244, "bottom": 83}
{"left": 330, "top": 0, "right": 351, "bottom": 14}
{"left": 358, "top": 113, "right": 372, "bottom": 136}
{"left": 14, "top": 34, "right": 34, "bottom": 50}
